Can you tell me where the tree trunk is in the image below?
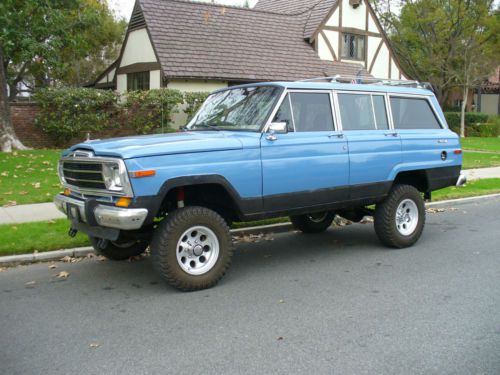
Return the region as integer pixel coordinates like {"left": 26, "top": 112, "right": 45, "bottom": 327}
{"left": 460, "top": 85, "right": 468, "bottom": 138}
{"left": 0, "top": 46, "right": 28, "bottom": 152}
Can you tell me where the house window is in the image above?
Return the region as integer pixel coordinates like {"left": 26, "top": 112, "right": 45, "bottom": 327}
{"left": 341, "top": 33, "right": 365, "bottom": 61}
{"left": 127, "top": 71, "right": 150, "bottom": 91}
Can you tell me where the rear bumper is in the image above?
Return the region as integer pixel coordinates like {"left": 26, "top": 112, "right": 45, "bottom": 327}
{"left": 54, "top": 194, "right": 148, "bottom": 231}
{"left": 456, "top": 173, "right": 467, "bottom": 187}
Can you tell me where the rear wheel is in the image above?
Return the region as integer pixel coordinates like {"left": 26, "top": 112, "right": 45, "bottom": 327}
{"left": 89, "top": 237, "right": 148, "bottom": 261}
{"left": 290, "top": 211, "right": 335, "bottom": 233}
{"left": 150, "top": 206, "right": 233, "bottom": 291}
{"left": 374, "top": 184, "right": 425, "bottom": 248}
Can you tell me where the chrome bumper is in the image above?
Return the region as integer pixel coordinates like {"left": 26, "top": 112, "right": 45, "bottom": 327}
{"left": 54, "top": 194, "right": 148, "bottom": 230}
{"left": 456, "top": 173, "right": 467, "bottom": 187}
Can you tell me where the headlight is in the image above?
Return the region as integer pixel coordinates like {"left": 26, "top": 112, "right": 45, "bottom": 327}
{"left": 102, "top": 162, "right": 132, "bottom": 195}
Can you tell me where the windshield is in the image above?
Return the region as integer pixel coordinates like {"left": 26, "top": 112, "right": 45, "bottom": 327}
{"left": 187, "top": 86, "right": 281, "bottom": 132}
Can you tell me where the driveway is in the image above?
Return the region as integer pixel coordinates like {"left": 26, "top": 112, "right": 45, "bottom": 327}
{"left": 1, "top": 197, "right": 499, "bottom": 375}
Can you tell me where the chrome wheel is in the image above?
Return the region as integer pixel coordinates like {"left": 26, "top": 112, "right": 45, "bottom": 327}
{"left": 395, "top": 199, "right": 419, "bottom": 236}
{"left": 307, "top": 212, "right": 328, "bottom": 223}
{"left": 176, "top": 226, "right": 220, "bottom": 276}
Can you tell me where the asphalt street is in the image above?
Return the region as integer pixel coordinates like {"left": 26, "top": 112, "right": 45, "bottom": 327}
{"left": 1, "top": 197, "right": 499, "bottom": 375}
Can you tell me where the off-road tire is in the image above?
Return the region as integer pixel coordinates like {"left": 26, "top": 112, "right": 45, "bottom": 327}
{"left": 89, "top": 237, "right": 148, "bottom": 261}
{"left": 374, "top": 184, "right": 426, "bottom": 248}
{"left": 290, "top": 212, "right": 336, "bottom": 233}
{"left": 150, "top": 206, "right": 233, "bottom": 292}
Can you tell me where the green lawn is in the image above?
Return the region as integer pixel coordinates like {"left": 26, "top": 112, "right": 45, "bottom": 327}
{"left": 461, "top": 137, "right": 500, "bottom": 153}
{"left": 0, "top": 219, "right": 89, "bottom": 256}
{"left": 0, "top": 150, "right": 62, "bottom": 206}
{"left": 432, "top": 178, "right": 500, "bottom": 201}
{"left": 462, "top": 152, "right": 500, "bottom": 169}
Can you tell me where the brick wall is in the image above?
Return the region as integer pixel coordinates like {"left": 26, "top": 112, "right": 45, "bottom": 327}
{"left": 10, "top": 102, "right": 54, "bottom": 148}
{"left": 10, "top": 102, "right": 138, "bottom": 149}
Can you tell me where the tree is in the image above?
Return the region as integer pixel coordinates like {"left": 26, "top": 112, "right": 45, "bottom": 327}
{"left": 372, "top": 0, "right": 499, "bottom": 113}
{"left": 453, "top": 7, "right": 499, "bottom": 137}
{"left": 0, "top": 0, "right": 125, "bottom": 152}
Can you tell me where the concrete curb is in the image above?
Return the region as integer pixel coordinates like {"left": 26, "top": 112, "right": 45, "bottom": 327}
{"left": 0, "top": 247, "right": 94, "bottom": 267}
{"left": 2, "top": 193, "right": 499, "bottom": 267}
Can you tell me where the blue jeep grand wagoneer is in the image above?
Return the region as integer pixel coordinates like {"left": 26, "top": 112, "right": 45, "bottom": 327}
{"left": 55, "top": 78, "right": 465, "bottom": 291}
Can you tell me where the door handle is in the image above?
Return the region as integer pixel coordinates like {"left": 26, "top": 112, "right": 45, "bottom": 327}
{"left": 328, "top": 133, "right": 344, "bottom": 139}
{"left": 384, "top": 132, "right": 398, "bottom": 137}
{"left": 438, "top": 139, "right": 448, "bottom": 144}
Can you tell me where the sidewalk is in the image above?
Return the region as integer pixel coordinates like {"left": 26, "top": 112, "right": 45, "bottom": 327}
{"left": 1, "top": 167, "right": 499, "bottom": 226}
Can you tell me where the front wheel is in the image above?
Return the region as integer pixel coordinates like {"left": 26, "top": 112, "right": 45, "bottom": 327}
{"left": 374, "top": 184, "right": 425, "bottom": 248}
{"left": 150, "top": 206, "right": 233, "bottom": 291}
{"left": 89, "top": 237, "right": 149, "bottom": 261}
{"left": 290, "top": 211, "right": 335, "bottom": 233}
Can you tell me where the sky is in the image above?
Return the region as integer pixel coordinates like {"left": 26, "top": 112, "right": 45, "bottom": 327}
{"left": 108, "top": 0, "right": 259, "bottom": 20}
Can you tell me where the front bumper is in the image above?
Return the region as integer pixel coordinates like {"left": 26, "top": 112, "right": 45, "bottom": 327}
{"left": 54, "top": 194, "right": 148, "bottom": 231}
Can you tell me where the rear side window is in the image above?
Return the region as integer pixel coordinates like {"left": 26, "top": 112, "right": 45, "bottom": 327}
{"left": 390, "top": 97, "right": 441, "bottom": 129}
{"left": 338, "top": 93, "right": 389, "bottom": 130}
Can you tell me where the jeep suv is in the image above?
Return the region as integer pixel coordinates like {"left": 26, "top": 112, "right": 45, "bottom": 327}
{"left": 54, "top": 80, "right": 465, "bottom": 291}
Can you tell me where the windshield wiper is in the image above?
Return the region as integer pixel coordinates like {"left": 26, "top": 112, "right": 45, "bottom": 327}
{"left": 191, "top": 124, "right": 221, "bottom": 131}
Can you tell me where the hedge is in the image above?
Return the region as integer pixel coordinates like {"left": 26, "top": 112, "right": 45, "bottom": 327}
{"left": 34, "top": 88, "right": 120, "bottom": 146}
{"left": 443, "top": 112, "right": 495, "bottom": 136}
{"left": 34, "top": 88, "right": 213, "bottom": 144}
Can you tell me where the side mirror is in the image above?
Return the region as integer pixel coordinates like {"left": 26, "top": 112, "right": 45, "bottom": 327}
{"left": 268, "top": 122, "right": 288, "bottom": 134}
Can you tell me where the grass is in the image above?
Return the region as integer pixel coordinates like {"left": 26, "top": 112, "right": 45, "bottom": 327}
{"left": 432, "top": 178, "right": 500, "bottom": 201}
{"left": 0, "top": 219, "right": 89, "bottom": 256}
{"left": 2, "top": 179, "right": 499, "bottom": 256}
{"left": 461, "top": 137, "right": 500, "bottom": 153}
{"left": 0, "top": 150, "right": 62, "bottom": 206}
{"left": 462, "top": 152, "right": 500, "bottom": 169}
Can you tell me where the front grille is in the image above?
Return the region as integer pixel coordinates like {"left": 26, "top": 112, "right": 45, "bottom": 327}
{"left": 62, "top": 161, "right": 106, "bottom": 190}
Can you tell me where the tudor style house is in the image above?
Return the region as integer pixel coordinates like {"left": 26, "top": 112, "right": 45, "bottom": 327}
{"left": 93, "top": 0, "right": 407, "bottom": 122}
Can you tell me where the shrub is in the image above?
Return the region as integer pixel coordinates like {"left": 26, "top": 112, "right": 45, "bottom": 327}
{"left": 123, "top": 89, "right": 184, "bottom": 134}
{"left": 183, "top": 92, "right": 210, "bottom": 122}
{"left": 444, "top": 112, "right": 491, "bottom": 136}
{"left": 34, "top": 88, "right": 120, "bottom": 145}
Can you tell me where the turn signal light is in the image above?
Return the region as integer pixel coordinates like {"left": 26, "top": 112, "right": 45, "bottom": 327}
{"left": 116, "top": 197, "right": 132, "bottom": 208}
{"left": 131, "top": 170, "right": 156, "bottom": 178}
{"left": 63, "top": 188, "right": 71, "bottom": 196}
{"left": 454, "top": 150, "right": 462, "bottom": 155}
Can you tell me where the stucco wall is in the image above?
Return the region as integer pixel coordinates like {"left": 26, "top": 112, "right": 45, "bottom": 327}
{"left": 121, "top": 29, "right": 157, "bottom": 67}
{"left": 316, "top": 0, "right": 404, "bottom": 80}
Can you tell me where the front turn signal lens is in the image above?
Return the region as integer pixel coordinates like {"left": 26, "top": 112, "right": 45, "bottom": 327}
{"left": 116, "top": 197, "right": 132, "bottom": 208}
{"left": 131, "top": 170, "right": 156, "bottom": 178}
{"left": 63, "top": 188, "right": 71, "bottom": 196}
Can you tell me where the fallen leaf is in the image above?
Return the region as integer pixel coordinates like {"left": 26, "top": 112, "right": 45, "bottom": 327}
{"left": 263, "top": 254, "right": 272, "bottom": 258}
{"left": 278, "top": 299, "right": 285, "bottom": 304}
{"left": 12, "top": 151, "right": 18, "bottom": 156}
{"left": 19, "top": 191, "right": 28, "bottom": 195}
{"left": 426, "top": 208, "right": 446, "bottom": 214}
{"left": 0, "top": 171, "right": 8, "bottom": 176}
{"left": 47, "top": 220, "right": 56, "bottom": 224}
{"left": 42, "top": 161, "right": 50, "bottom": 165}
{"left": 0, "top": 267, "right": 6, "bottom": 272}
{"left": 3, "top": 201, "right": 17, "bottom": 208}
{"left": 2, "top": 191, "right": 12, "bottom": 195}
{"left": 277, "top": 336, "right": 284, "bottom": 341}
{"left": 15, "top": 165, "right": 22, "bottom": 169}
{"left": 89, "top": 342, "right": 101, "bottom": 348}
{"left": 33, "top": 182, "right": 41, "bottom": 189}
{"left": 25, "top": 281, "right": 36, "bottom": 286}
{"left": 48, "top": 264, "right": 57, "bottom": 270}
{"left": 56, "top": 271, "right": 70, "bottom": 279}
{"left": 360, "top": 217, "right": 374, "bottom": 224}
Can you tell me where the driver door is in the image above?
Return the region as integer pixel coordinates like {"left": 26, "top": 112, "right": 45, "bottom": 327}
{"left": 260, "top": 91, "right": 350, "bottom": 213}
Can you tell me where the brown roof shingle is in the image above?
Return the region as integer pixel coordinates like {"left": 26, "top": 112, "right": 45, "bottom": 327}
{"left": 139, "top": 0, "right": 365, "bottom": 82}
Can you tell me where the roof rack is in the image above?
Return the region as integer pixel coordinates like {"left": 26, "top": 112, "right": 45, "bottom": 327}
{"left": 299, "top": 75, "right": 434, "bottom": 91}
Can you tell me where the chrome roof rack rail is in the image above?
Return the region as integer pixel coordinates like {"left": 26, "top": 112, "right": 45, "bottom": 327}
{"left": 298, "top": 75, "right": 434, "bottom": 91}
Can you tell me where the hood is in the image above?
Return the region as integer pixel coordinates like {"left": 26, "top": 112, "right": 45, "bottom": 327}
{"left": 64, "top": 131, "right": 249, "bottom": 159}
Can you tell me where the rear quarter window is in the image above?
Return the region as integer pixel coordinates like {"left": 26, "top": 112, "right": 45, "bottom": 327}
{"left": 390, "top": 97, "right": 442, "bottom": 130}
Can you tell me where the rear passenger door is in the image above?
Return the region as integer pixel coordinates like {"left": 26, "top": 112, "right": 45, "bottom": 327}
{"left": 336, "top": 92, "right": 401, "bottom": 199}
{"left": 260, "top": 91, "right": 349, "bottom": 212}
